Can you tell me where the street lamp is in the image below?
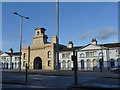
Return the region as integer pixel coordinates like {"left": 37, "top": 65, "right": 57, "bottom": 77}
{"left": 56, "top": 0, "right": 60, "bottom": 74}
{"left": 13, "top": 12, "right": 29, "bottom": 72}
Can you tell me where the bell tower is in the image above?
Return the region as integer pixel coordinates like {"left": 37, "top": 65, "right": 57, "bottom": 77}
{"left": 32, "top": 27, "right": 48, "bottom": 47}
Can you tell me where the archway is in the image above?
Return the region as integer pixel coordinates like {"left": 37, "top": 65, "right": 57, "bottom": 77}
{"left": 81, "top": 60, "right": 84, "bottom": 69}
{"left": 99, "top": 59, "right": 103, "bottom": 70}
{"left": 93, "top": 59, "right": 97, "bottom": 70}
{"left": 6, "top": 63, "right": 8, "bottom": 69}
{"left": 34, "top": 57, "right": 42, "bottom": 69}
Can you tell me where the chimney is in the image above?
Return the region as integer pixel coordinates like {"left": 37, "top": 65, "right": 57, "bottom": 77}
{"left": 91, "top": 38, "right": 97, "bottom": 45}
{"left": 9, "top": 48, "right": 13, "bottom": 53}
{"left": 68, "top": 41, "right": 73, "bottom": 48}
{"left": 52, "top": 36, "right": 57, "bottom": 44}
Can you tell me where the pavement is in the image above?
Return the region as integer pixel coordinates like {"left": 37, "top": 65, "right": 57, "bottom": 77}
{"left": 1, "top": 70, "right": 120, "bottom": 90}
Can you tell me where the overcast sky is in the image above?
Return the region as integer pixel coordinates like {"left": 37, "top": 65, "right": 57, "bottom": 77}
{"left": 2, "top": 2, "right": 118, "bottom": 52}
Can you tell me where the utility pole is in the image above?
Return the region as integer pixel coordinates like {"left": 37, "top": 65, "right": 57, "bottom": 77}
{"left": 56, "top": 0, "right": 60, "bottom": 74}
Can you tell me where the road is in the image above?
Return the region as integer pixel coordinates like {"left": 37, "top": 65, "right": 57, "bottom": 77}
{"left": 1, "top": 70, "right": 120, "bottom": 89}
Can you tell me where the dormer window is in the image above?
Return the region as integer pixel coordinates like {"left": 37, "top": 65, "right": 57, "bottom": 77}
{"left": 37, "top": 31, "right": 39, "bottom": 35}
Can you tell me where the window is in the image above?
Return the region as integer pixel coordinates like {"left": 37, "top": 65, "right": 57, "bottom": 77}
{"left": 15, "top": 57, "right": 19, "bottom": 60}
{"left": 48, "top": 60, "right": 51, "bottom": 67}
{"left": 87, "top": 60, "right": 91, "bottom": 67}
{"left": 62, "top": 54, "right": 65, "bottom": 59}
{"left": 15, "top": 57, "right": 17, "bottom": 60}
{"left": 66, "top": 53, "right": 71, "bottom": 58}
{"left": 37, "top": 31, "right": 39, "bottom": 35}
{"left": 2, "top": 57, "right": 6, "bottom": 60}
{"left": 93, "top": 52, "right": 97, "bottom": 56}
{"left": 68, "top": 60, "right": 71, "bottom": 68}
{"left": 48, "top": 51, "right": 51, "bottom": 58}
{"left": 23, "top": 61, "right": 26, "bottom": 67}
{"left": 37, "top": 41, "right": 39, "bottom": 44}
{"left": 86, "top": 52, "right": 97, "bottom": 57}
{"left": 23, "top": 53, "right": 26, "bottom": 59}
{"left": 93, "top": 59, "right": 97, "bottom": 67}
{"left": 62, "top": 60, "right": 66, "bottom": 68}
{"left": 86, "top": 52, "right": 90, "bottom": 57}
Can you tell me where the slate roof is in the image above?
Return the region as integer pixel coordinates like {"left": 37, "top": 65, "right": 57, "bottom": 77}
{"left": 59, "top": 43, "right": 120, "bottom": 51}
{"left": 98, "top": 43, "right": 120, "bottom": 48}
{"left": 59, "top": 46, "right": 83, "bottom": 52}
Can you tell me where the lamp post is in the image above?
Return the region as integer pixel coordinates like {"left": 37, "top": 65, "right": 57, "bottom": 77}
{"left": 56, "top": 0, "right": 60, "bottom": 74}
{"left": 13, "top": 12, "right": 29, "bottom": 72}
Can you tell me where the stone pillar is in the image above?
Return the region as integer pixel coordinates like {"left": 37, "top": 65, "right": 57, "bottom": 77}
{"left": 91, "top": 60, "right": 93, "bottom": 70}
{"left": 66, "top": 61, "right": 68, "bottom": 70}
{"left": 84, "top": 61, "right": 87, "bottom": 70}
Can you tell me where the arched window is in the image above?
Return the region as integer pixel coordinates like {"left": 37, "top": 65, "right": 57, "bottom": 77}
{"left": 68, "top": 60, "right": 71, "bottom": 68}
{"left": 48, "top": 51, "right": 51, "bottom": 58}
{"left": 62, "top": 60, "right": 66, "bottom": 68}
{"left": 62, "top": 53, "right": 65, "bottom": 58}
{"left": 37, "top": 31, "right": 39, "bottom": 35}
{"left": 23, "top": 53, "right": 26, "bottom": 59}
{"left": 80, "top": 53, "right": 85, "bottom": 57}
{"left": 93, "top": 59, "right": 97, "bottom": 67}
{"left": 87, "top": 60, "right": 91, "bottom": 70}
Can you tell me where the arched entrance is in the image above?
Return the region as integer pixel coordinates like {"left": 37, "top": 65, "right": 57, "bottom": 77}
{"left": 81, "top": 60, "right": 84, "bottom": 69}
{"left": 99, "top": 59, "right": 103, "bottom": 70}
{"left": 34, "top": 57, "right": 42, "bottom": 69}
{"left": 93, "top": 59, "right": 97, "bottom": 70}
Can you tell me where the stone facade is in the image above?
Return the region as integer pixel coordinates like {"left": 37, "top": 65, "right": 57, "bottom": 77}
{"left": 21, "top": 27, "right": 66, "bottom": 70}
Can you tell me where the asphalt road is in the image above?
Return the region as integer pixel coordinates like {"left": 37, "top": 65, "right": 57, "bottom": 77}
{"left": 1, "top": 70, "right": 120, "bottom": 89}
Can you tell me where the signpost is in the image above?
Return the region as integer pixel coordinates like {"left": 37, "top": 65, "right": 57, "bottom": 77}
{"left": 72, "top": 50, "right": 78, "bottom": 85}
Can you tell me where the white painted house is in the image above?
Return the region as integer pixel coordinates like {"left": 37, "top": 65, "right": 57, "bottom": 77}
{"left": 59, "top": 41, "right": 83, "bottom": 70}
{"left": 59, "top": 39, "right": 120, "bottom": 70}
{"left": 0, "top": 48, "right": 20, "bottom": 69}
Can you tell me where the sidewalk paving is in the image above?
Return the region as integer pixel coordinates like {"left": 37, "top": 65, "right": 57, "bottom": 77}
{"left": 1, "top": 70, "right": 120, "bottom": 90}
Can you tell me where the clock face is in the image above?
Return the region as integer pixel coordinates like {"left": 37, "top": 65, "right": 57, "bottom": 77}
{"left": 37, "top": 41, "right": 39, "bottom": 44}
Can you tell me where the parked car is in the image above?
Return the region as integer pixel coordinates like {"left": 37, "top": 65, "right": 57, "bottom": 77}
{"left": 111, "top": 66, "right": 120, "bottom": 73}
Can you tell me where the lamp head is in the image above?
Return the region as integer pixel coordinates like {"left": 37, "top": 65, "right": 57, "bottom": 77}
{"left": 25, "top": 17, "right": 29, "bottom": 19}
{"left": 13, "top": 12, "right": 18, "bottom": 15}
